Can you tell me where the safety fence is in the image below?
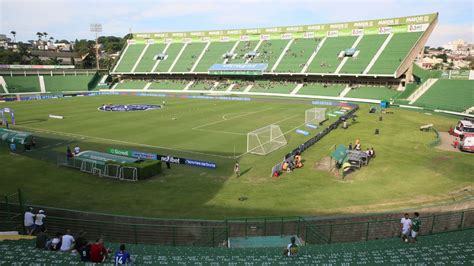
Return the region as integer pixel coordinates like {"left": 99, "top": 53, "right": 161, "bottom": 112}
{"left": 427, "top": 127, "right": 441, "bottom": 148}
{"left": 1, "top": 190, "right": 472, "bottom": 247}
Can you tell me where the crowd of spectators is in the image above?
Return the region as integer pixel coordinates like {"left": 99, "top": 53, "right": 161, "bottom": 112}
{"left": 26, "top": 207, "right": 133, "bottom": 264}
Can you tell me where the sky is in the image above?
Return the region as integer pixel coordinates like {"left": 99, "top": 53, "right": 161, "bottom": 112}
{"left": 0, "top": 0, "right": 472, "bottom": 47}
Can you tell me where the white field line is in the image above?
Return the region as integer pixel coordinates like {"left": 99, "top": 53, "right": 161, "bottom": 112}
{"left": 15, "top": 125, "right": 236, "bottom": 159}
{"left": 192, "top": 128, "right": 246, "bottom": 136}
{"left": 192, "top": 107, "right": 273, "bottom": 130}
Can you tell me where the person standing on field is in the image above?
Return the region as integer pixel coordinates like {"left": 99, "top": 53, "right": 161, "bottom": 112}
{"left": 411, "top": 212, "right": 421, "bottom": 242}
{"left": 400, "top": 213, "right": 412, "bottom": 242}
{"left": 234, "top": 161, "right": 240, "bottom": 177}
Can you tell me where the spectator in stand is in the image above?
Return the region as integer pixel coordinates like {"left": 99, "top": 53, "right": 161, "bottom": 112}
{"left": 35, "top": 227, "right": 49, "bottom": 249}
{"left": 114, "top": 244, "right": 133, "bottom": 265}
{"left": 282, "top": 236, "right": 299, "bottom": 257}
{"left": 60, "top": 229, "right": 75, "bottom": 252}
{"left": 24, "top": 207, "right": 35, "bottom": 235}
{"left": 411, "top": 212, "right": 421, "bottom": 242}
{"left": 79, "top": 242, "right": 92, "bottom": 262}
{"left": 34, "top": 210, "right": 46, "bottom": 233}
{"left": 74, "top": 230, "right": 88, "bottom": 252}
{"left": 90, "top": 238, "right": 111, "bottom": 263}
{"left": 49, "top": 232, "right": 62, "bottom": 251}
{"left": 400, "top": 213, "right": 412, "bottom": 243}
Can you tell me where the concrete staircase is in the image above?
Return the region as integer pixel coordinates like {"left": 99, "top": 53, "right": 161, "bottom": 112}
{"left": 408, "top": 78, "right": 438, "bottom": 104}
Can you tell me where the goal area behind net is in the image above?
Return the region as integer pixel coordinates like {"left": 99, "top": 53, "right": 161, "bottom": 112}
{"left": 247, "top": 124, "right": 287, "bottom": 155}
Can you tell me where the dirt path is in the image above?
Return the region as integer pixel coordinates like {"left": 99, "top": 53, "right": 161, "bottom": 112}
{"left": 436, "top": 131, "right": 463, "bottom": 153}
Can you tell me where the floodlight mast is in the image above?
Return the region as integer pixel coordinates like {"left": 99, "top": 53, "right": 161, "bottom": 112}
{"left": 90, "top": 23, "right": 102, "bottom": 70}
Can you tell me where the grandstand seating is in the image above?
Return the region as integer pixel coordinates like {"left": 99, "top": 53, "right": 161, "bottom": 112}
{"left": 114, "top": 80, "right": 148, "bottom": 90}
{"left": 413, "top": 80, "right": 474, "bottom": 112}
{"left": 42, "top": 75, "right": 95, "bottom": 92}
{"left": 134, "top": 43, "right": 167, "bottom": 72}
{"left": 369, "top": 32, "right": 423, "bottom": 75}
{"left": 3, "top": 76, "right": 41, "bottom": 93}
{"left": 1, "top": 229, "right": 472, "bottom": 264}
{"left": 275, "top": 38, "right": 319, "bottom": 73}
{"left": 339, "top": 35, "right": 388, "bottom": 75}
{"left": 171, "top": 42, "right": 208, "bottom": 72}
{"left": 228, "top": 41, "right": 259, "bottom": 64}
{"left": 111, "top": 33, "right": 426, "bottom": 76}
{"left": 114, "top": 44, "right": 146, "bottom": 73}
{"left": 250, "top": 80, "right": 297, "bottom": 94}
{"left": 153, "top": 43, "right": 185, "bottom": 72}
{"left": 194, "top": 42, "right": 236, "bottom": 72}
{"left": 250, "top": 40, "right": 290, "bottom": 68}
{"left": 345, "top": 86, "right": 400, "bottom": 100}
{"left": 297, "top": 83, "right": 346, "bottom": 96}
{"left": 188, "top": 80, "right": 216, "bottom": 91}
{"left": 148, "top": 79, "right": 188, "bottom": 90}
{"left": 306, "top": 36, "right": 358, "bottom": 73}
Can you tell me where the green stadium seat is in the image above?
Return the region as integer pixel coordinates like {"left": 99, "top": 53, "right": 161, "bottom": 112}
{"left": 414, "top": 80, "right": 474, "bottom": 112}
{"left": 4, "top": 76, "right": 41, "bottom": 93}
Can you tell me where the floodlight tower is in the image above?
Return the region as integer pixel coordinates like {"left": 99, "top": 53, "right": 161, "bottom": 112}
{"left": 90, "top": 23, "right": 102, "bottom": 70}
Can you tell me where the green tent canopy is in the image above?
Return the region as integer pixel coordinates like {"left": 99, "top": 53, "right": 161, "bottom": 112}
{"left": 0, "top": 128, "right": 33, "bottom": 145}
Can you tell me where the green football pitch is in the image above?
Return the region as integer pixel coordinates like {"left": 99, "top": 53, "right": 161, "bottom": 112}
{"left": 0, "top": 95, "right": 472, "bottom": 219}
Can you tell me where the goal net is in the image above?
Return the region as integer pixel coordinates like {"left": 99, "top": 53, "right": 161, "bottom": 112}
{"left": 305, "top": 108, "right": 326, "bottom": 125}
{"left": 247, "top": 125, "right": 287, "bottom": 155}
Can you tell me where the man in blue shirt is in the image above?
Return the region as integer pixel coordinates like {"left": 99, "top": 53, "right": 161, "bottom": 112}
{"left": 115, "top": 244, "right": 132, "bottom": 265}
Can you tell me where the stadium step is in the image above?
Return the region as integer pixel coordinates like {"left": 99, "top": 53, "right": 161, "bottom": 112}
{"left": 363, "top": 33, "right": 393, "bottom": 74}
{"left": 408, "top": 78, "right": 438, "bottom": 104}
{"left": 339, "top": 85, "right": 353, "bottom": 97}
{"left": 38, "top": 76, "right": 46, "bottom": 93}
{"left": 151, "top": 42, "right": 171, "bottom": 73}
{"left": 243, "top": 84, "right": 253, "bottom": 92}
{"left": 301, "top": 37, "right": 327, "bottom": 73}
{"left": 0, "top": 76, "right": 8, "bottom": 93}
{"left": 226, "top": 84, "right": 236, "bottom": 92}
{"left": 271, "top": 39, "right": 294, "bottom": 72}
{"left": 183, "top": 80, "right": 195, "bottom": 91}
{"left": 223, "top": 41, "right": 240, "bottom": 64}
{"left": 131, "top": 43, "right": 150, "bottom": 73}
{"left": 99, "top": 75, "right": 108, "bottom": 84}
{"left": 210, "top": 82, "right": 220, "bottom": 91}
{"left": 464, "top": 106, "right": 474, "bottom": 114}
{"left": 246, "top": 40, "right": 263, "bottom": 64}
{"left": 112, "top": 42, "right": 131, "bottom": 73}
{"left": 190, "top": 42, "right": 212, "bottom": 72}
{"left": 334, "top": 35, "right": 363, "bottom": 74}
{"left": 290, "top": 83, "right": 304, "bottom": 95}
{"left": 143, "top": 82, "right": 152, "bottom": 91}
{"left": 168, "top": 43, "right": 189, "bottom": 72}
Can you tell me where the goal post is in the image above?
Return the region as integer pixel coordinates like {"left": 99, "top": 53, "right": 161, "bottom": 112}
{"left": 247, "top": 124, "right": 287, "bottom": 155}
{"left": 305, "top": 107, "right": 326, "bottom": 125}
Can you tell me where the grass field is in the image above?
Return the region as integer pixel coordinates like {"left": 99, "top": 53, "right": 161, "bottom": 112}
{"left": 0, "top": 95, "right": 472, "bottom": 219}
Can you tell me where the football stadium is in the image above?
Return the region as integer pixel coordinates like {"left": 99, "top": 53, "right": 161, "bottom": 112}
{"left": 0, "top": 4, "right": 473, "bottom": 265}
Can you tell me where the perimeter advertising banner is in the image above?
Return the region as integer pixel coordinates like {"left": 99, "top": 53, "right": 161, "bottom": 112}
{"left": 107, "top": 148, "right": 217, "bottom": 169}
{"left": 130, "top": 13, "right": 437, "bottom": 43}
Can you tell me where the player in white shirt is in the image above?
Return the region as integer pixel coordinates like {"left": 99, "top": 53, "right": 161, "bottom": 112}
{"left": 74, "top": 145, "right": 81, "bottom": 155}
{"left": 400, "top": 213, "right": 412, "bottom": 242}
{"left": 60, "top": 230, "right": 75, "bottom": 252}
{"left": 24, "top": 207, "right": 35, "bottom": 235}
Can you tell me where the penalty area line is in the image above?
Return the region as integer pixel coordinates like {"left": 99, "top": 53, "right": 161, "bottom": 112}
{"left": 14, "top": 125, "right": 237, "bottom": 159}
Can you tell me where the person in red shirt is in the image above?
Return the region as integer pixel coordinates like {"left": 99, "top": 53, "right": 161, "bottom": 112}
{"left": 89, "top": 238, "right": 110, "bottom": 263}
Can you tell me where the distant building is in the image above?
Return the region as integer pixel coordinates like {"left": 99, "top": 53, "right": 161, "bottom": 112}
{"left": 442, "top": 39, "right": 473, "bottom": 56}
{"left": 30, "top": 50, "right": 82, "bottom": 65}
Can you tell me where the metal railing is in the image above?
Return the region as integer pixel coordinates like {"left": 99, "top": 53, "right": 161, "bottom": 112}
{"left": 304, "top": 209, "right": 474, "bottom": 244}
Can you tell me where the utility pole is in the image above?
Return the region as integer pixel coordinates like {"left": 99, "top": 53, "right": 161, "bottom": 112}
{"left": 90, "top": 23, "right": 102, "bottom": 70}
